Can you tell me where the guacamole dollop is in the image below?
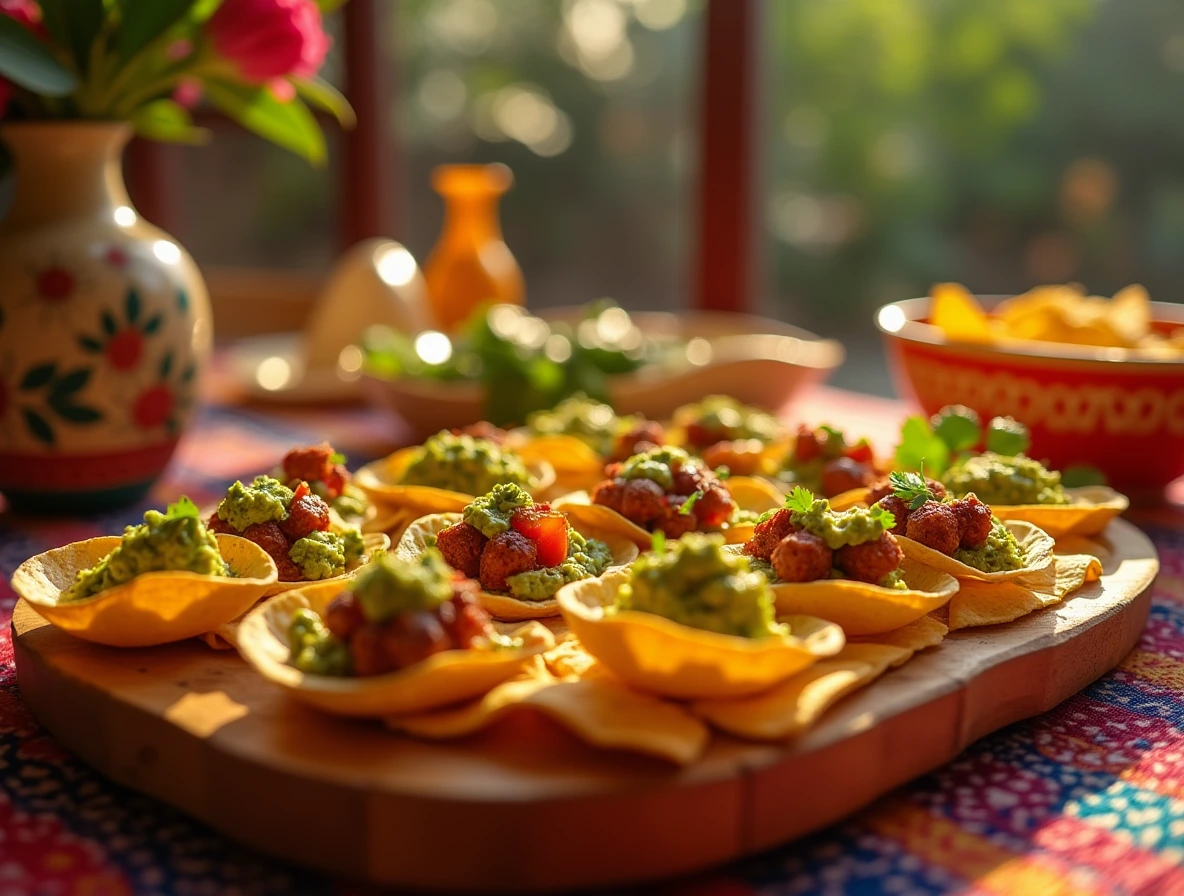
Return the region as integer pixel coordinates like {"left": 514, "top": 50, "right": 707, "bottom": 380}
{"left": 289, "top": 607, "right": 350, "bottom": 676}
{"left": 619, "top": 446, "right": 690, "bottom": 491}
{"left": 789, "top": 495, "right": 894, "bottom": 550}
{"left": 217, "top": 475, "right": 293, "bottom": 532}
{"left": 616, "top": 533, "right": 784, "bottom": 638}
{"left": 462, "top": 482, "right": 535, "bottom": 538}
{"left": 288, "top": 531, "right": 346, "bottom": 580}
{"left": 678, "top": 395, "right": 782, "bottom": 444}
{"left": 351, "top": 550, "right": 453, "bottom": 623}
{"left": 506, "top": 528, "right": 614, "bottom": 600}
{"left": 525, "top": 394, "right": 627, "bottom": 456}
{"left": 954, "top": 520, "right": 1026, "bottom": 572}
{"left": 942, "top": 452, "right": 1068, "bottom": 506}
{"left": 342, "top": 528, "right": 366, "bottom": 565}
{"left": 400, "top": 432, "right": 533, "bottom": 496}
{"left": 63, "top": 501, "right": 229, "bottom": 601}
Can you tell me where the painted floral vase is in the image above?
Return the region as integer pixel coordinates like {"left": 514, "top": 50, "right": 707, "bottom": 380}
{"left": 0, "top": 122, "right": 211, "bottom": 513}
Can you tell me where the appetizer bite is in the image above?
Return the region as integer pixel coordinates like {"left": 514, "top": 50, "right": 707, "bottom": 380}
{"left": 671, "top": 395, "right": 785, "bottom": 475}
{"left": 208, "top": 475, "right": 385, "bottom": 591}
{"left": 776, "top": 424, "right": 879, "bottom": 497}
{"left": 396, "top": 483, "right": 639, "bottom": 619}
{"left": 13, "top": 498, "right": 277, "bottom": 646}
{"left": 557, "top": 533, "right": 844, "bottom": 699}
{"left": 237, "top": 551, "right": 552, "bottom": 717}
{"left": 271, "top": 442, "right": 374, "bottom": 529}
{"left": 871, "top": 472, "right": 1054, "bottom": 580}
{"left": 740, "top": 488, "right": 958, "bottom": 634}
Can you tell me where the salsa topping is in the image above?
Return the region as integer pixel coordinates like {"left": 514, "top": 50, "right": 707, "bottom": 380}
{"left": 941, "top": 452, "right": 1069, "bottom": 506}
{"left": 278, "top": 442, "right": 369, "bottom": 521}
{"left": 211, "top": 476, "right": 364, "bottom": 582}
{"left": 615, "top": 533, "right": 785, "bottom": 638}
{"left": 779, "top": 424, "right": 878, "bottom": 496}
{"left": 592, "top": 446, "right": 736, "bottom": 537}
{"left": 438, "top": 484, "right": 613, "bottom": 600}
{"left": 744, "top": 488, "right": 905, "bottom": 589}
{"left": 287, "top": 551, "right": 504, "bottom": 677}
{"left": 400, "top": 431, "right": 534, "bottom": 496}
{"left": 64, "top": 498, "right": 229, "bottom": 601}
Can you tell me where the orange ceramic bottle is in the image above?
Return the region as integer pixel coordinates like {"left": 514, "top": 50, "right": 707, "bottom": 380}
{"left": 423, "top": 164, "right": 525, "bottom": 332}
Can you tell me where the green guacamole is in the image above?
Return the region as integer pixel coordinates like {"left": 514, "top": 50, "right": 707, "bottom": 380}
{"left": 942, "top": 452, "right": 1068, "bottom": 506}
{"left": 525, "top": 394, "right": 629, "bottom": 457}
{"left": 462, "top": 482, "right": 535, "bottom": 538}
{"left": 400, "top": 432, "right": 533, "bottom": 496}
{"left": 316, "top": 481, "right": 368, "bottom": 521}
{"left": 954, "top": 520, "right": 1026, "bottom": 572}
{"left": 616, "top": 534, "right": 784, "bottom": 638}
{"left": 789, "top": 496, "right": 893, "bottom": 550}
{"left": 619, "top": 446, "right": 690, "bottom": 491}
{"left": 342, "top": 528, "right": 366, "bottom": 565}
{"left": 63, "top": 503, "right": 229, "bottom": 601}
{"left": 351, "top": 550, "right": 453, "bottom": 624}
{"left": 289, "top": 531, "right": 347, "bottom": 581}
{"left": 289, "top": 607, "right": 350, "bottom": 676}
{"left": 217, "top": 475, "right": 293, "bottom": 532}
{"left": 506, "top": 529, "right": 614, "bottom": 600}
{"left": 680, "top": 395, "right": 782, "bottom": 444}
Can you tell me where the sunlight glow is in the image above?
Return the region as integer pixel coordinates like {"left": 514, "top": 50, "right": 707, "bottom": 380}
{"left": 376, "top": 246, "right": 418, "bottom": 287}
{"left": 153, "top": 240, "right": 181, "bottom": 265}
{"left": 113, "top": 205, "right": 137, "bottom": 227}
{"left": 877, "top": 305, "right": 907, "bottom": 333}
{"left": 256, "top": 356, "right": 293, "bottom": 391}
{"left": 415, "top": 330, "right": 454, "bottom": 365}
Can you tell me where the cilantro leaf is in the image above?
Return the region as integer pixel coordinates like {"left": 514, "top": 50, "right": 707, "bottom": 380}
{"left": 651, "top": 530, "right": 666, "bottom": 555}
{"left": 889, "top": 470, "right": 935, "bottom": 511}
{"left": 819, "top": 424, "right": 846, "bottom": 454}
{"left": 869, "top": 502, "right": 896, "bottom": 531}
{"left": 679, "top": 490, "right": 702, "bottom": 516}
{"left": 785, "top": 485, "right": 816, "bottom": 514}
{"left": 330, "top": 451, "right": 346, "bottom": 465}
{"left": 166, "top": 496, "right": 200, "bottom": 520}
{"left": 986, "top": 416, "right": 1030, "bottom": 456}
{"left": 894, "top": 415, "right": 951, "bottom": 474}
{"left": 931, "top": 405, "right": 981, "bottom": 452}
{"left": 714, "top": 465, "right": 731, "bottom": 480}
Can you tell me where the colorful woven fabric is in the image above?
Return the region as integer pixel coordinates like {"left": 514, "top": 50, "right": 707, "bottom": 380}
{"left": 2, "top": 405, "right": 1182, "bottom": 895}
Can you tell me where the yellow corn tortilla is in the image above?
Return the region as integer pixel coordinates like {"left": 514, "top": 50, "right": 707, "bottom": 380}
{"left": 394, "top": 512, "right": 639, "bottom": 621}
{"left": 847, "top": 614, "right": 948, "bottom": 655}
{"left": 556, "top": 568, "right": 844, "bottom": 700}
{"left": 896, "top": 520, "right": 1055, "bottom": 582}
{"left": 14, "top": 534, "right": 278, "bottom": 647}
{"left": 354, "top": 445, "right": 556, "bottom": 514}
{"left": 945, "top": 553, "right": 1103, "bottom": 630}
{"left": 765, "top": 557, "right": 959, "bottom": 636}
{"left": 236, "top": 582, "right": 554, "bottom": 717}
{"left": 512, "top": 433, "right": 604, "bottom": 473}
{"left": 385, "top": 656, "right": 710, "bottom": 766}
{"left": 262, "top": 532, "right": 390, "bottom": 598}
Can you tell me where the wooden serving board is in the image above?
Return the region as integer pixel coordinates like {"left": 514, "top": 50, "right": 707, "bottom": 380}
{"left": 13, "top": 519, "right": 1157, "bottom": 892}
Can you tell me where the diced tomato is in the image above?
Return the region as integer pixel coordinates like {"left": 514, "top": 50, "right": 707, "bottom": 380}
{"left": 845, "top": 439, "right": 874, "bottom": 464}
{"left": 291, "top": 481, "right": 311, "bottom": 502}
{"left": 793, "top": 426, "right": 825, "bottom": 462}
{"left": 511, "top": 506, "right": 568, "bottom": 567}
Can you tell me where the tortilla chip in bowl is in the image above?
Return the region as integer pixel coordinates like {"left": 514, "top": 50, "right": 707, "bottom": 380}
{"left": 237, "top": 582, "right": 553, "bottom": 717}
{"left": 262, "top": 532, "right": 390, "bottom": 597}
{"left": 395, "top": 513, "right": 638, "bottom": 620}
{"left": 13, "top": 534, "right": 278, "bottom": 647}
{"left": 556, "top": 568, "right": 845, "bottom": 700}
{"left": 896, "top": 520, "right": 1055, "bottom": 582}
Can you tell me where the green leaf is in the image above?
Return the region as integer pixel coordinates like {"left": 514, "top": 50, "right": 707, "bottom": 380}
{"left": 50, "top": 401, "right": 102, "bottom": 424}
{"left": 330, "top": 451, "right": 346, "bottom": 465}
{"left": 714, "top": 465, "right": 731, "bottom": 480}
{"left": 22, "top": 408, "right": 54, "bottom": 445}
{"left": 888, "top": 470, "right": 935, "bottom": 511}
{"left": 785, "top": 486, "right": 815, "bottom": 514}
{"left": 293, "top": 77, "right": 356, "bottom": 128}
{"left": 125, "top": 288, "right": 141, "bottom": 323}
{"left": 931, "top": 405, "right": 981, "bottom": 452}
{"left": 39, "top": 0, "right": 106, "bottom": 72}
{"left": 143, "top": 314, "right": 163, "bottom": 334}
{"left": 52, "top": 368, "right": 90, "bottom": 397}
{"left": 166, "top": 496, "right": 200, "bottom": 520}
{"left": 78, "top": 336, "right": 103, "bottom": 353}
{"left": 101, "top": 310, "right": 117, "bottom": 335}
{"left": 160, "top": 351, "right": 174, "bottom": 378}
{"left": 650, "top": 530, "right": 666, "bottom": 556}
{"left": 986, "top": 416, "right": 1030, "bottom": 456}
{"left": 1061, "top": 464, "right": 1108, "bottom": 488}
{"left": 115, "top": 0, "right": 200, "bottom": 64}
{"left": 678, "top": 490, "right": 703, "bottom": 516}
{"left": 20, "top": 363, "right": 56, "bottom": 390}
{"left": 869, "top": 502, "right": 896, "bottom": 531}
{"left": 315, "top": 0, "right": 348, "bottom": 12}
{"left": 131, "top": 99, "right": 212, "bottom": 145}
{"left": 894, "top": 415, "right": 950, "bottom": 474}
{"left": 204, "top": 80, "right": 327, "bottom": 165}
{"left": 0, "top": 17, "right": 78, "bottom": 96}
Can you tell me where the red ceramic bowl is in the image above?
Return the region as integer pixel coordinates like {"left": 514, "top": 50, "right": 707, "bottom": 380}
{"left": 876, "top": 297, "right": 1184, "bottom": 493}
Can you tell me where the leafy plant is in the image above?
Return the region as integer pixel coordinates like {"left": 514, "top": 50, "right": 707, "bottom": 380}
{"left": 888, "top": 470, "right": 936, "bottom": 511}
{"left": 784, "top": 486, "right": 817, "bottom": 514}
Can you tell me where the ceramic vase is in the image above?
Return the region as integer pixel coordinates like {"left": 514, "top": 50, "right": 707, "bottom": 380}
{"left": 423, "top": 163, "right": 524, "bottom": 333}
{"left": 0, "top": 122, "right": 211, "bottom": 513}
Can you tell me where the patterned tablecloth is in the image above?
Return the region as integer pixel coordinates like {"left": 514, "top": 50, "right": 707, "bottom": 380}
{"left": 2, "top": 394, "right": 1183, "bottom": 896}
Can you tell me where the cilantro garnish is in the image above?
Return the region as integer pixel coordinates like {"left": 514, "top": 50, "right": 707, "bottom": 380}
{"left": 651, "top": 530, "right": 666, "bottom": 555}
{"left": 784, "top": 485, "right": 816, "bottom": 514}
{"left": 165, "top": 496, "right": 199, "bottom": 520}
{"left": 893, "top": 415, "right": 951, "bottom": 475}
{"left": 869, "top": 502, "right": 896, "bottom": 531}
{"left": 330, "top": 451, "right": 347, "bottom": 465}
{"left": 889, "top": 470, "right": 936, "bottom": 511}
{"left": 678, "top": 490, "right": 703, "bottom": 516}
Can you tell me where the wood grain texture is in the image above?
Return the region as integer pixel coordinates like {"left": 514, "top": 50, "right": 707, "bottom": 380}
{"left": 12, "top": 520, "right": 1157, "bottom": 891}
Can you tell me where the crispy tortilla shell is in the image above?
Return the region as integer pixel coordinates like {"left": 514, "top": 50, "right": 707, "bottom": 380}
{"left": 896, "top": 520, "right": 1055, "bottom": 582}
{"left": 945, "top": 553, "right": 1102, "bottom": 630}
{"left": 237, "top": 582, "right": 554, "bottom": 717}
{"left": 14, "top": 534, "right": 278, "bottom": 647}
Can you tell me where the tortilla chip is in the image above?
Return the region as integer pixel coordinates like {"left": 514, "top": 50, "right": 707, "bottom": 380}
{"left": 827, "top": 487, "right": 871, "bottom": 512}
{"left": 945, "top": 553, "right": 1102, "bottom": 630}
{"left": 557, "top": 569, "right": 844, "bottom": 700}
{"left": 236, "top": 583, "right": 553, "bottom": 717}
{"left": 847, "top": 614, "right": 948, "bottom": 655}
{"left": 766, "top": 557, "right": 958, "bottom": 636}
{"left": 385, "top": 658, "right": 709, "bottom": 765}
{"left": 984, "top": 486, "right": 1128, "bottom": 538}
{"left": 541, "top": 639, "right": 600, "bottom": 678}
{"left": 395, "top": 512, "right": 639, "bottom": 620}
{"left": 931, "top": 283, "right": 993, "bottom": 342}
{"left": 14, "top": 534, "right": 278, "bottom": 648}
{"left": 512, "top": 433, "right": 604, "bottom": 473}
{"left": 896, "top": 520, "right": 1054, "bottom": 582}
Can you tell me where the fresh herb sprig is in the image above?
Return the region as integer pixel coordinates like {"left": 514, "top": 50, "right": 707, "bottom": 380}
{"left": 165, "top": 496, "right": 200, "bottom": 520}
{"left": 784, "top": 485, "right": 817, "bottom": 514}
{"left": 678, "top": 490, "right": 703, "bottom": 516}
{"left": 889, "top": 470, "right": 936, "bottom": 511}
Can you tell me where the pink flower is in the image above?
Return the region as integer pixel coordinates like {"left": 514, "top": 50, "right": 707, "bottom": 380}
{"left": 172, "top": 77, "right": 202, "bottom": 109}
{"left": 207, "top": 0, "right": 330, "bottom": 84}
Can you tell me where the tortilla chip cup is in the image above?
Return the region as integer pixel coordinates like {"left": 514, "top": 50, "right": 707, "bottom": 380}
{"left": 556, "top": 569, "right": 845, "bottom": 700}
{"left": 263, "top": 532, "right": 390, "bottom": 598}
{"left": 764, "top": 557, "right": 959, "bottom": 636}
{"left": 237, "top": 582, "right": 554, "bottom": 717}
{"left": 395, "top": 513, "right": 639, "bottom": 620}
{"left": 355, "top": 446, "right": 556, "bottom": 514}
{"left": 13, "top": 534, "right": 278, "bottom": 647}
{"left": 896, "top": 520, "right": 1055, "bottom": 582}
